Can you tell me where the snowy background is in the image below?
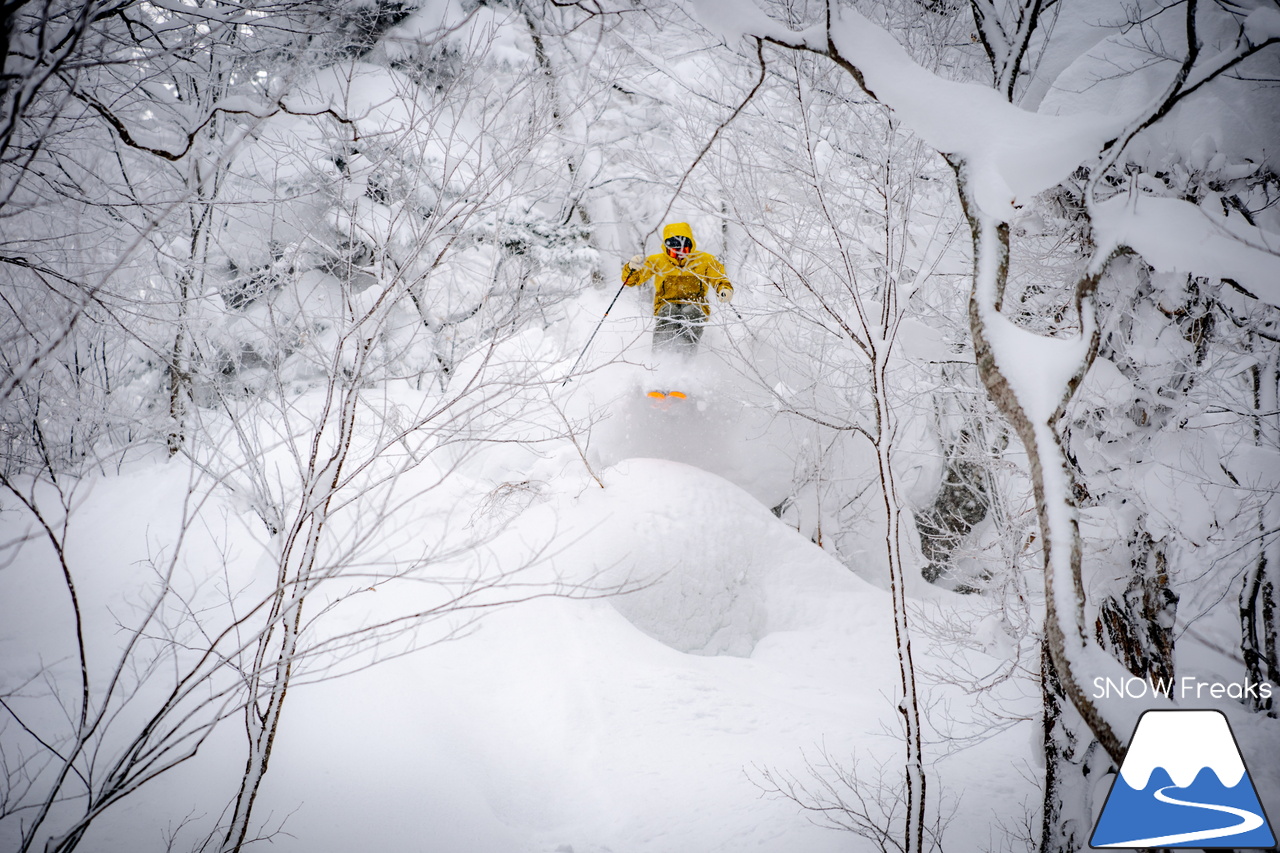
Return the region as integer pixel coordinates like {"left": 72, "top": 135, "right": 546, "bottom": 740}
{"left": 2, "top": 0, "right": 1279, "bottom": 851}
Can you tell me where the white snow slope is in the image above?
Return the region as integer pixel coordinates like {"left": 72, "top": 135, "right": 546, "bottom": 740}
{"left": 257, "top": 457, "right": 936, "bottom": 853}
{"left": 1, "top": 284, "right": 1277, "bottom": 853}
{"left": 0, "top": 339, "right": 1036, "bottom": 853}
{"left": 4, "top": 289, "right": 1279, "bottom": 851}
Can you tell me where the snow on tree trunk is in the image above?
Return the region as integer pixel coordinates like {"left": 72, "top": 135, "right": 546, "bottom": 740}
{"left": 1040, "top": 642, "right": 1110, "bottom": 853}
{"left": 959, "top": 192, "right": 1134, "bottom": 763}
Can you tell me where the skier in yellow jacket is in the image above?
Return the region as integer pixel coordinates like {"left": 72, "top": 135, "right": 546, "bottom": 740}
{"left": 621, "top": 222, "right": 733, "bottom": 355}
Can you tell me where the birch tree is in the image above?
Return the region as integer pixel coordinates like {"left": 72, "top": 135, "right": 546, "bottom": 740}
{"left": 712, "top": 41, "right": 970, "bottom": 850}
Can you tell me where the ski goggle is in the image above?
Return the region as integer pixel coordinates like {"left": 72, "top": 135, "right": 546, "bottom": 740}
{"left": 664, "top": 236, "right": 692, "bottom": 258}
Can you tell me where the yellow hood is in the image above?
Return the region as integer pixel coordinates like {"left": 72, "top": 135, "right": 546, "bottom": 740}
{"left": 662, "top": 222, "right": 696, "bottom": 252}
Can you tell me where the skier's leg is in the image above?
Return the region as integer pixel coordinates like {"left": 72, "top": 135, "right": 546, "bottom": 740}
{"left": 675, "top": 303, "right": 705, "bottom": 356}
{"left": 652, "top": 303, "right": 682, "bottom": 353}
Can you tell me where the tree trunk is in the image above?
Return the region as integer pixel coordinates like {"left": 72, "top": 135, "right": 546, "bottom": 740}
{"left": 168, "top": 277, "right": 189, "bottom": 456}
{"left": 1096, "top": 533, "right": 1177, "bottom": 686}
{"left": 222, "top": 340, "right": 362, "bottom": 851}
{"left": 953, "top": 181, "right": 1147, "bottom": 853}
{"left": 872, "top": 349, "right": 927, "bottom": 853}
{"left": 1040, "top": 643, "right": 1105, "bottom": 853}
{"left": 1242, "top": 349, "right": 1280, "bottom": 711}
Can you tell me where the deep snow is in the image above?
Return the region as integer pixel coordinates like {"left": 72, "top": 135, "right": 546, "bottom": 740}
{"left": 12, "top": 458, "right": 1031, "bottom": 852}
{"left": 5, "top": 278, "right": 1280, "bottom": 851}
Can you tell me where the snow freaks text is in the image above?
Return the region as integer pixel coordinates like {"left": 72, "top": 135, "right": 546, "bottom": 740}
{"left": 1092, "top": 677, "right": 1274, "bottom": 701}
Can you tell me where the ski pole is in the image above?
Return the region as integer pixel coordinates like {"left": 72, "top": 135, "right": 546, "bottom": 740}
{"left": 724, "top": 294, "right": 766, "bottom": 350}
{"left": 561, "top": 276, "right": 631, "bottom": 386}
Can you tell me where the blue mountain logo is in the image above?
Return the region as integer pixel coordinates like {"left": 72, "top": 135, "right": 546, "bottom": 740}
{"left": 1091, "top": 709, "right": 1276, "bottom": 848}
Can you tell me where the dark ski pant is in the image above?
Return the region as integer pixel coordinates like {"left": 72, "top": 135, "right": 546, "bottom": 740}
{"left": 652, "top": 302, "right": 705, "bottom": 356}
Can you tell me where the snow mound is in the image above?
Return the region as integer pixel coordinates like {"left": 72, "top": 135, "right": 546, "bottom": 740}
{"left": 576, "top": 458, "right": 860, "bottom": 657}
{"left": 584, "top": 360, "right": 795, "bottom": 509}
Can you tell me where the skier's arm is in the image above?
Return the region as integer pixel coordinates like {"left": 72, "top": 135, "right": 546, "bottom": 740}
{"left": 705, "top": 255, "right": 733, "bottom": 302}
{"left": 622, "top": 254, "right": 653, "bottom": 287}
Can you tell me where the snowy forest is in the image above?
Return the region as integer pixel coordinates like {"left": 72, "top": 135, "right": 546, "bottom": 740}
{"left": 2, "top": 0, "right": 1279, "bottom": 850}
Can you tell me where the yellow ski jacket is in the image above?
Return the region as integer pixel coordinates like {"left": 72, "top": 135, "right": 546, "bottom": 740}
{"left": 621, "top": 222, "right": 732, "bottom": 316}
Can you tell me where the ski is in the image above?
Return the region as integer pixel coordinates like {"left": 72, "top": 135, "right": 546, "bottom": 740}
{"left": 645, "top": 390, "right": 688, "bottom": 409}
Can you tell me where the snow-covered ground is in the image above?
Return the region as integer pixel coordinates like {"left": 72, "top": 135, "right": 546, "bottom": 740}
{"left": 5, "top": 288, "right": 1277, "bottom": 852}
{"left": 7, "top": 459, "right": 1025, "bottom": 852}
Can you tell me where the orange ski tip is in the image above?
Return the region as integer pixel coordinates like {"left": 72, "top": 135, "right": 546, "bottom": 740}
{"left": 668, "top": 391, "right": 687, "bottom": 399}
{"left": 646, "top": 390, "right": 667, "bottom": 399}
